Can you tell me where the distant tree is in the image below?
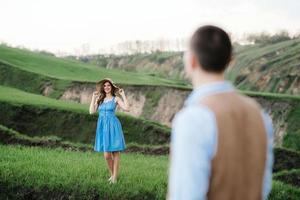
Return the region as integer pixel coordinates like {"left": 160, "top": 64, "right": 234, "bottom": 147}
{"left": 0, "top": 41, "right": 9, "bottom": 46}
{"left": 269, "top": 30, "right": 290, "bottom": 43}
{"left": 246, "top": 30, "right": 291, "bottom": 44}
{"left": 37, "top": 50, "right": 55, "bottom": 57}
{"left": 103, "top": 38, "right": 187, "bottom": 55}
{"left": 79, "top": 56, "right": 89, "bottom": 63}
{"left": 293, "top": 31, "right": 300, "bottom": 39}
{"left": 135, "top": 40, "right": 142, "bottom": 54}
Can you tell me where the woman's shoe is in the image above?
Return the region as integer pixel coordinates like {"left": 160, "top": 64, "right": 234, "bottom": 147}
{"left": 109, "top": 177, "right": 117, "bottom": 184}
{"left": 107, "top": 176, "right": 112, "bottom": 182}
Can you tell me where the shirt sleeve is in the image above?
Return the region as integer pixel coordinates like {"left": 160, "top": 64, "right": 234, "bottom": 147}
{"left": 167, "top": 105, "right": 217, "bottom": 200}
{"left": 261, "top": 110, "right": 274, "bottom": 200}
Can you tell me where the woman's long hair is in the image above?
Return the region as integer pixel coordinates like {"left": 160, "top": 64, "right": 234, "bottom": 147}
{"left": 96, "top": 80, "right": 119, "bottom": 109}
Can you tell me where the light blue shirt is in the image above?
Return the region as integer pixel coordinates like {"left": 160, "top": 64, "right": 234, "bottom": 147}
{"left": 168, "top": 81, "right": 274, "bottom": 200}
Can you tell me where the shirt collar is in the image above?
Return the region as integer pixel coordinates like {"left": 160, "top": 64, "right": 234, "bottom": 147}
{"left": 184, "top": 80, "right": 235, "bottom": 107}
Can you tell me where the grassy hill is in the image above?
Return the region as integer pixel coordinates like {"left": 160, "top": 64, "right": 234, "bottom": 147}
{"left": 0, "top": 85, "right": 170, "bottom": 146}
{"left": 74, "top": 51, "right": 186, "bottom": 80}
{"left": 1, "top": 40, "right": 299, "bottom": 96}
{"left": 0, "top": 45, "right": 187, "bottom": 88}
{"left": 229, "top": 38, "right": 300, "bottom": 94}
{"left": 77, "top": 39, "right": 300, "bottom": 95}
{"left": 0, "top": 85, "right": 87, "bottom": 112}
{"left": 0, "top": 60, "right": 72, "bottom": 98}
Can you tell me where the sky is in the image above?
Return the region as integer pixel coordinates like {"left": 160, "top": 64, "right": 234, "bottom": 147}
{"left": 0, "top": 0, "right": 299, "bottom": 55}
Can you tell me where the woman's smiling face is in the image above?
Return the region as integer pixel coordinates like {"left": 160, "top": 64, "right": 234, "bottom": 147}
{"left": 103, "top": 81, "right": 112, "bottom": 94}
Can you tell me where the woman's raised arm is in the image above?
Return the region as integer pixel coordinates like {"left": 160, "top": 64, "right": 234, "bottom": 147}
{"left": 116, "top": 89, "right": 130, "bottom": 112}
{"left": 89, "top": 92, "right": 99, "bottom": 114}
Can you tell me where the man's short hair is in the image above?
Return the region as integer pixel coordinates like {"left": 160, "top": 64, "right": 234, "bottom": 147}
{"left": 190, "top": 25, "right": 232, "bottom": 73}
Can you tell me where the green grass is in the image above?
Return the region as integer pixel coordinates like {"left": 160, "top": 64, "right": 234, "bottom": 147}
{"left": 241, "top": 90, "right": 300, "bottom": 101}
{"left": 2, "top": 123, "right": 300, "bottom": 171}
{"left": 0, "top": 124, "right": 169, "bottom": 155}
{"left": 273, "top": 169, "right": 300, "bottom": 187}
{"left": 273, "top": 148, "right": 300, "bottom": 173}
{"left": 283, "top": 104, "right": 300, "bottom": 151}
{"left": 0, "top": 45, "right": 186, "bottom": 88}
{"left": 1, "top": 144, "right": 300, "bottom": 200}
{"left": 0, "top": 144, "right": 168, "bottom": 200}
{"left": 268, "top": 181, "right": 300, "bottom": 200}
{"left": 0, "top": 85, "right": 88, "bottom": 113}
{"left": 0, "top": 124, "right": 91, "bottom": 151}
{"left": 0, "top": 60, "right": 72, "bottom": 98}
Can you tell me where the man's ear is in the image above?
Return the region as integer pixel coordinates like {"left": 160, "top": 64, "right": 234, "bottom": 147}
{"left": 191, "top": 53, "right": 199, "bottom": 70}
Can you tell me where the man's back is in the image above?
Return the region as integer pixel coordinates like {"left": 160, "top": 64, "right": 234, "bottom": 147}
{"left": 167, "top": 81, "right": 273, "bottom": 200}
{"left": 200, "top": 92, "right": 267, "bottom": 200}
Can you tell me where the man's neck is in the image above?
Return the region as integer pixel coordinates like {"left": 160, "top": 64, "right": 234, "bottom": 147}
{"left": 192, "top": 73, "right": 225, "bottom": 88}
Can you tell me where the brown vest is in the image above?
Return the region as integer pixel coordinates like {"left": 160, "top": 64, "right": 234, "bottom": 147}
{"left": 200, "top": 91, "right": 267, "bottom": 200}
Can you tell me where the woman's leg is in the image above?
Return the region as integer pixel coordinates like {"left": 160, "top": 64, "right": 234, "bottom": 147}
{"left": 104, "top": 152, "right": 114, "bottom": 177}
{"left": 112, "top": 151, "right": 120, "bottom": 182}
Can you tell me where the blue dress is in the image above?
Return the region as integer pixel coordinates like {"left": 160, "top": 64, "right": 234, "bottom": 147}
{"left": 94, "top": 96, "right": 126, "bottom": 152}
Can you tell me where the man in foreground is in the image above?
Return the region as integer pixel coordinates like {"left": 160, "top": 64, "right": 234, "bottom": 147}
{"left": 167, "top": 25, "right": 273, "bottom": 200}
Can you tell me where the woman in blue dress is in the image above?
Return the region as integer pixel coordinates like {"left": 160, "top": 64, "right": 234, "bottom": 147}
{"left": 89, "top": 78, "right": 129, "bottom": 184}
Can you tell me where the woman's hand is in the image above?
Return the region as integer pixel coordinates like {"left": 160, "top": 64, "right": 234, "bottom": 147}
{"left": 92, "top": 91, "right": 100, "bottom": 99}
{"left": 119, "top": 89, "right": 125, "bottom": 97}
